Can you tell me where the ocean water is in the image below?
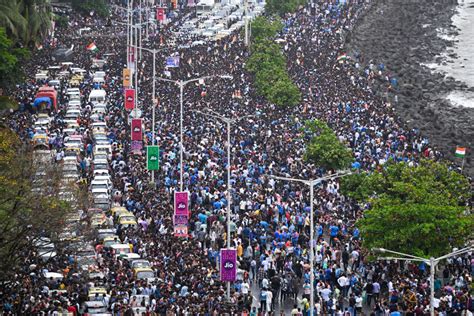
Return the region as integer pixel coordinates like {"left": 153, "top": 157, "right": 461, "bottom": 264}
{"left": 430, "top": 0, "right": 474, "bottom": 108}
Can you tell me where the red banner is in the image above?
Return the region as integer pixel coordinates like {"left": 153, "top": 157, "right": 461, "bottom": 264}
{"left": 131, "top": 118, "right": 142, "bottom": 141}
{"left": 124, "top": 89, "right": 135, "bottom": 110}
{"left": 156, "top": 8, "right": 165, "bottom": 22}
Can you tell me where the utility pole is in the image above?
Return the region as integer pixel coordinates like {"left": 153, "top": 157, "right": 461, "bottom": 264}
{"left": 270, "top": 171, "right": 353, "bottom": 316}
{"left": 373, "top": 246, "right": 474, "bottom": 316}
{"left": 193, "top": 109, "right": 257, "bottom": 301}
{"left": 244, "top": 0, "right": 249, "bottom": 46}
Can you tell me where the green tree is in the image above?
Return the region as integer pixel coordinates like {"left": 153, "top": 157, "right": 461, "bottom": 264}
{"left": 266, "top": 0, "right": 307, "bottom": 16}
{"left": 0, "top": 127, "right": 72, "bottom": 281}
{"left": 267, "top": 77, "right": 301, "bottom": 107}
{"left": 0, "top": 0, "right": 52, "bottom": 46}
{"left": 341, "top": 160, "right": 471, "bottom": 205}
{"left": 250, "top": 16, "right": 283, "bottom": 43}
{"left": 246, "top": 40, "right": 286, "bottom": 73}
{"left": 21, "top": 0, "right": 53, "bottom": 46}
{"left": 341, "top": 160, "right": 473, "bottom": 258}
{"left": 0, "top": 0, "right": 27, "bottom": 41}
{"left": 358, "top": 202, "right": 473, "bottom": 258}
{"left": 303, "top": 120, "right": 353, "bottom": 171}
{"left": 0, "top": 27, "right": 30, "bottom": 90}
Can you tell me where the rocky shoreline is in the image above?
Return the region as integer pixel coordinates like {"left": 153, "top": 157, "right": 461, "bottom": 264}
{"left": 345, "top": 0, "right": 474, "bottom": 176}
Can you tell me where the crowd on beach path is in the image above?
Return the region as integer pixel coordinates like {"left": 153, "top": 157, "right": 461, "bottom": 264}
{"left": 1, "top": 0, "right": 473, "bottom": 315}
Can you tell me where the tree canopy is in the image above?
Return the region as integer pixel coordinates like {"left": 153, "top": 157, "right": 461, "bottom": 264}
{"left": 246, "top": 17, "right": 300, "bottom": 107}
{"left": 341, "top": 160, "right": 473, "bottom": 258}
{"left": 266, "top": 0, "right": 308, "bottom": 16}
{"left": 0, "top": 127, "right": 72, "bottom": 280}
{"left": 0, "top": 27, "right": 29, "bottom": 90}
{"left": 0, "top": 0, "right": 52, "bottom": 46}
{"left": 302, "top": 119, "right": 353, "bottom": 171}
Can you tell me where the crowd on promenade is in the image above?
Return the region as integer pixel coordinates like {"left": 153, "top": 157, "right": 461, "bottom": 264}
{"left": 0, "top": 0, "right": 472, "bottom": 315}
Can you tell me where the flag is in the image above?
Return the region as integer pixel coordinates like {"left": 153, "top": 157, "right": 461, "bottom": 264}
{"left": 337, "top": 54, "right": 349, "bottom": 62}
{"left": 86, "top": 42, "right": 98, "bottom": 52}
{"left": 455, "top": 147, "right": 466, "bottom": 158}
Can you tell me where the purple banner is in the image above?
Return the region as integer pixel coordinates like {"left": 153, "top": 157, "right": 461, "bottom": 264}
{"left": 131, "top": 140, "right": 142, "bottom": 155}
{"left": 174, "top": 191, "right": 189, "bottom": 237}
{"left": 220, "top": 249, "right": 237, "bottom": 282}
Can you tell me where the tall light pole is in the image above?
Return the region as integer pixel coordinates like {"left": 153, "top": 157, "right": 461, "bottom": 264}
{"left": 269, "top": 171, "right": 352, "bottom": 316}
{"left": 244, "top": 0, "right": 249, "bottom": 46}
{"left": 373, "top": 246, "right": 473, "bottom": 316}
{"left": 193, "top": 108, "right": 257, "bottom": 300}
{"left": 156, "top": 75, "right": 233, "bottom": 191}
{"left": 129, "top": 44, "right": 170, "bottom": 182}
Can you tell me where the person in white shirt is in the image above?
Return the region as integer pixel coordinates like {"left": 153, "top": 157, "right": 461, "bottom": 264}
{"left": 241, "top": 281, "right": 250, "bottom": 300}
{"left": 320, "top": 286, "right": 332, "bottom": 302}
{"left": 337, "top": 275, "right": 350, "bottom": 297}
{"left": 266, "top": 289, "right": 273, "bottom": 312}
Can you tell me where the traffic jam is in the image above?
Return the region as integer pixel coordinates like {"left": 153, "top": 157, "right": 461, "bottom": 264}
{"left": 27, "top": 54, "right": 161, "bottom": 314}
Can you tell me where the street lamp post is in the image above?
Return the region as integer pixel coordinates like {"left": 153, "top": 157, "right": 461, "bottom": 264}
{"left": 373, "top": 246, "right": 473, "bottom": 316}
{"left": 129, "top": 44, "right": 170, "bottom": 182}
{"left": 157, "top": 75, "right": 233, "bottom": 191}
{"left": 192, "top": 108, "right": 257, "bottom": 301}
{"left": 269, "top": 171, "right": 352, "bottom": 316}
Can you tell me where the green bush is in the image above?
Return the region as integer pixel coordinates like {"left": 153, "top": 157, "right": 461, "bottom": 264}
{"left": 266, "top": 0, "right": 308, "bottom": 16}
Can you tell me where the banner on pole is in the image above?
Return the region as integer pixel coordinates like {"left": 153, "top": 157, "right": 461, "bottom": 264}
{"left": 220, "top": 249, "right": 237, "bottom": 282}
{"left": 166, "top": 56, "right": 180, "bottom": 68}
{"left": 156, "top": 7, "right": 165, "bottom": 22}
{"left": 147, "top": 146, "right": 159, "bottom": 171}
{"left": 131, "top": 118, "right": 142, "bottom": 141}
{"left": 123, "top": 68, "right": 131, "bottom": 87}
{"left": 125, "top": 88, "right": 135, "bottom": 110}
{"left": 174, "top": 191, "right": 189, "bottom": 237}
{"left": 128, "top": 46, "right": 135, "bottom": 63}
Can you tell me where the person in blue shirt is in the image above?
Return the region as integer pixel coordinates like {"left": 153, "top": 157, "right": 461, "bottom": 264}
{"left": 329, "top": 224, "right": 339, "bottom": 246}
{"left": 352, "top": 227, "right": 360, "bottom": 240}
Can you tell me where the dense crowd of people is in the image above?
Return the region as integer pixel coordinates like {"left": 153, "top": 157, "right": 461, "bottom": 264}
{"left": 1, "top": 0, "right": 473, "bottom": 315}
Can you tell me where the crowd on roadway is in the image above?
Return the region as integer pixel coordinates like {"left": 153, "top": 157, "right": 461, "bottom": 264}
{"left": 0, "top": 0, "right": 473, "bottom": 315}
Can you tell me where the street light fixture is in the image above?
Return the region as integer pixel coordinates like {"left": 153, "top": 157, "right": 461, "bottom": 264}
{"left": 192, "top": 108, "right": 258, "bottom": 301}
{"left": 372, "top": 246, "right": 474, "bottom": 316}
{"left": 129, "top": 45, "right": 171, "bottom": 182}
{"left": 269, "top": 170, "right": 352, "bottom": 316}
{"left": 156, "top": 75, "right": 233, "bottom": 191}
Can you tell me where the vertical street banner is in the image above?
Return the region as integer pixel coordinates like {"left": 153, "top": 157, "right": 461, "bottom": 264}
{"left": 147, "top": 146, "right": 159, "bottom": 170}
{"left": 124, "top": 88, "right": 135, "bottom": 110}
{"left": 123, "top": 68, "right": 131, "bottom": 87}
{"left": 220, "top": 249, "right": 237, "bottom": 282}
{"left": 131, "top": 118, "right": 142, "bottom": 141}
{"left": 131, "top": 140, "right": 143, "bottom": 155}
{"left": 187, "top": 0, "right": 196, "bottom": 7}
{"left": 156, "top": 7, "right": 165, "bottom": 22}
{"left": 174, "top": 191, "right": 189, "bottom": 237}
